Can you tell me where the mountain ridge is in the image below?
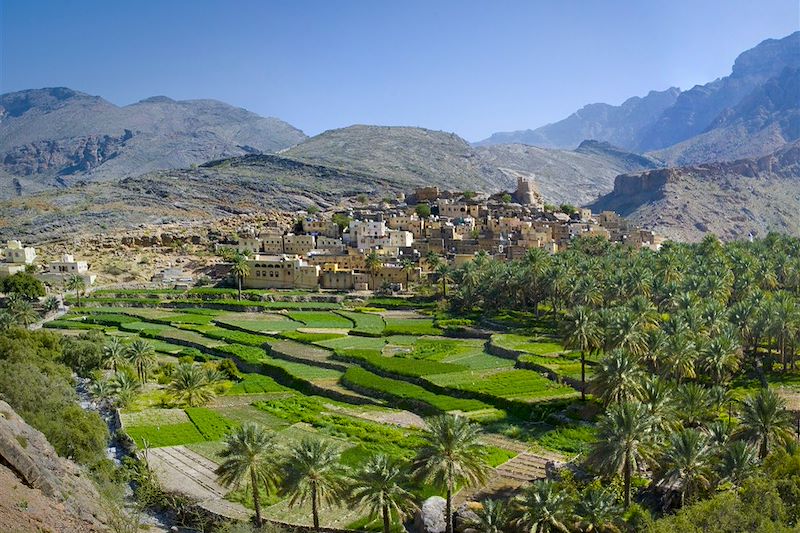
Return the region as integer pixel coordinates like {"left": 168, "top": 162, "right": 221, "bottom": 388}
{"left": 478, "top": 31, "right": 800, "bottom": 166}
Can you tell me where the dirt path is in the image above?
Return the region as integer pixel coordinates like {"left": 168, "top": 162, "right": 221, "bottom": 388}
{"left": 145, "top": 446, "right": 251, "bottom": 521}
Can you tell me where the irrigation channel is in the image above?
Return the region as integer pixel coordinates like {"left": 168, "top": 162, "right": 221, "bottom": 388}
{"left": 75, "top": 376, "right": 177, "bottom": 532}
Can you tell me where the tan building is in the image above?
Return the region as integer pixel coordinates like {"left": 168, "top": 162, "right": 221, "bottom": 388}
{"left": 367, "top": 265, "right": 422, "bottom": 290}
{"left": 306, "top": 249, "right": 366, "bottom": 270}
{"left": 315, "top": 236, "right": 345, "bottom": 252}
{"left": 302, "top": 218, "right": 340, "bottom": 238}
{"left": 244, "top": 255, "right": 320, "bottom": 289}
{"left": 282, "top": 234, "right": 316, "bottom": 256}
{"left": 438, "top": 201, "right": 482, "bottom": 219}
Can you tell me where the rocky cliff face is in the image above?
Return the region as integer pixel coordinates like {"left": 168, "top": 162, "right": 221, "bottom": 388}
{"left": 0, "top": 399, "right": 108, "bottom": 532}
{"left": 589, "top": 142, "right": 800, "bottom": 242}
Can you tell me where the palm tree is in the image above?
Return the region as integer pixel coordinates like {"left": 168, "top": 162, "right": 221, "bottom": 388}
{"left": 659, "top": 428, "right": 712, "bottom": 507}
{"left": 0, "top": 311, "right": 13, "bottom": 332}
{"left": 400, "top": 258, "right": 416, "bottom": 290}
{"left": 464, "top": 499, "right": 512, "bottom": 533}
{"left": 283, "top": 438, "right": 344, "bottom": 531}
{"left": 231, "top": 254, "right": 250, "bottom": 301}
{"left": 109, "top": 371, "right": 141, "bottom": 408}
{"left": 216, "top": 423, "right": 280, "bottom": 525}
{"left": 126, "top": 339, "right": 157, "bottom": 383}
{"left": 349, "top": 454, "right": 417, "bottom": 533}
{"left": 591, "top": 350, "right": 645, "bottom": 406}
{"left": 639, "top": 377, "right": 675, "bottom": 433}
{"left": 103, "top": 337, "right": 128, "bottom": 373}
{"left": 65, "top": 274, "right": 86, "bottom": 307}
{"left": 364, "top": 250, "right": 383, "bottom": 291}
{"left": 168, "top": 363, "right": 216, "bottom": 407}
{"left": 700, "top": 331, "right": 742, "bottom": 385}
{"left": 425, "top": 250, "right": 442, "bottom": 272}
{"left": 718, "top": 441, "right": 758, "bottom": 487}
{"left": 590, "top": 401, "right": 655, "bottom": 508}
{"left": 413, "top": 414, "right": 489, "bottom": 533}
{"left": 738, "top": 387, "right": 793, "bottom": 459}
{"left": 512, "top": 479, "right": 571, "bottom": 533}
{"left": 675, "top": 383, "right": 713, "bottom": 427}
{"left": 436, "top": 263, "right": 451, "bottom": 299}
{"left": 574, "top": 486, "right": 622, "bottom": 533}
{"left": 11, "top": 300, "right": 39, "bottom": 327}
{"left": 563, "top": 306, "right": 601, "bottom": 401}
{"left": 43, "top": 296, "right": 60, "bottom": 314}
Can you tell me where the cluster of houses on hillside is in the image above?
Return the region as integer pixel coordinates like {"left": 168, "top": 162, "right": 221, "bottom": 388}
{"left": 0, "top": 179, "right": 664, "bottom": 293}
{"left": 216, "top": 179, "right": 664, "bottom": 292}
{"left": 0, "top": 240, "right": 97, "bottom": 287}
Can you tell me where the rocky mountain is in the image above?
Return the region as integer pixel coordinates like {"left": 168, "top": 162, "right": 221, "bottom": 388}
{"left": 479, "top": 32, "right": 800, "bottom": 165}
{"left": 588, "top": 141, "right": 800, "bottom": 242}
{"left": 0, "top": 400, "right": 108, "bottom": 532}
{"left": 475, "top": 140, "right": 662, "bottom": 205}
{"left": 476, "top": 88, "right": 680, "bottom": 150}
{"left": 0, "top": 153, "right": 425, "bottom": 242}
{"left": 283, "top": 125, "right": 512, "bottom": 192}
{"left": 652, "top": 66, "right": 799, "bottom": 165}
{"left": 0, "top": 87, "right": 307, "bottom": 197}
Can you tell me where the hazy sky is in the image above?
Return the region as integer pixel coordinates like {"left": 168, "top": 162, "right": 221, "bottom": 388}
{"left": 1, "top": 0, "right": 798, "bottom": 140}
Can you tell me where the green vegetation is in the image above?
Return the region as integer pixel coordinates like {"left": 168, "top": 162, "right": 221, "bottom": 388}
{"left": 342, "top": 367, "right": 495, "bottom": 414}
{"left": 335, "top": 348, "right": 468, "bottom": 378}
{"left": 185, "top": 407, "right": 239, "bottom": 440}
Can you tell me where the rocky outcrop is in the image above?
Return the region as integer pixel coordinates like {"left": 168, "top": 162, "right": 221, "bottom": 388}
{"left": 588, "top": 141, "right": 800, "bottom": 242}
{"left": 414, "top": 496, "right": 447, "bottom": 533}
{"left": 0, "top": 399, "right": 107, "bottom": 532}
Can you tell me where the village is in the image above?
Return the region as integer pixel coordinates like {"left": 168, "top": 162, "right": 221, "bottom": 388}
{"left": 0, "top": 177, "right": 663, "bottom": 294}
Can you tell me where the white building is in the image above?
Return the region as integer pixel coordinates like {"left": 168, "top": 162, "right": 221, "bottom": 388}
{"left": 0, "top": 240, "right": 37, "bottom": 277}
{"left": 38, "top": 254, "right": 96, "bottom": 286}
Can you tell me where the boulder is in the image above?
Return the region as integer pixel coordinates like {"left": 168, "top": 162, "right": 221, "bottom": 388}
{"left": 414, "top": 496, "right": 447, "bottom": 533}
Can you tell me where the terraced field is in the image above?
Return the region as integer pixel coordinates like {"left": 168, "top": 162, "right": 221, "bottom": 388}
{"left": 47, "top": 292, "right": 590, "bottom": 527}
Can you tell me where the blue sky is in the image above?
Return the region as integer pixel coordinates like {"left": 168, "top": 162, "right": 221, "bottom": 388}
{"left": 1, "top": 0, "right": 797, "bottom": 141}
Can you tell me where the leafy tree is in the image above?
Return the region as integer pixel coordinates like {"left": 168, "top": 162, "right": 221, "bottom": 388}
{"left": 332, "top": 213, "right": 351, "bottom": 233}
{"left": 283, "top": 438, "right": 344, "bottom": 531}
{"left": 559, "top": 204, "right": 578, "bottom": 216}
{"left": 1, "top": 272, "right": 45, "bottom": 299}
{"left": 415, "top": 203, "right": 432, "bottom": 218}
{"left": 216, "top": 423, "right": 280, "bottom": 525}
{"left": 590, "top": 401, "right": 655, "bottom": 508}
{"left": 413, "top": 414, "right": 489, "bottom": 533}
{"left": 501, "top": 193, "right": 512, "bottom": 204}
{"left": 349, "top": 454, "right": 416, "bottom": 533}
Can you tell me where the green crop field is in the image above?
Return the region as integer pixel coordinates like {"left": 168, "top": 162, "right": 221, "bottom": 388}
{"left": 287, "top": 311, "right": 354, "bottom": 329}
{"left": 431, "top": 369, "right": 578, "bottom": 402}
{"left": 383, "top": 317, "right": 442, "bottom": 335}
